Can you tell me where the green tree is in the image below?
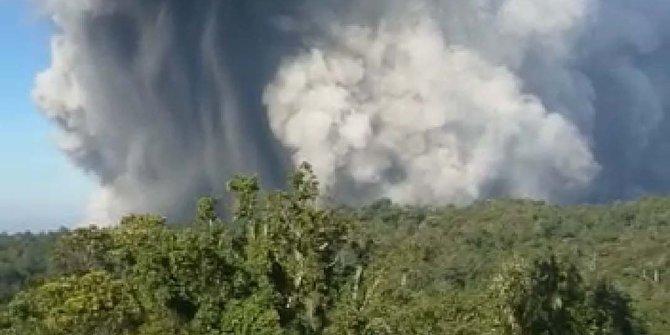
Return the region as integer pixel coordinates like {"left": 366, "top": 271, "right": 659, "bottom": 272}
{"left": 489, "top": 255, "right": 646, "bottom": 335}
{"left": 4, "top": 271, "right": 141, "bottom": 335}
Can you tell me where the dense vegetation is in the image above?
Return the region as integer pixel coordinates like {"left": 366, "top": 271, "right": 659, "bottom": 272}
{"left": 0, "top": 231, "right": 61, "bottom": 303}
{"left": 0, "top": 163, "right": 668, "bottom": 334}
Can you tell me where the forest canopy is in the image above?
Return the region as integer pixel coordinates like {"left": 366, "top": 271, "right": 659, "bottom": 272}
{"left": 0, "top": 163, "right": 668, "bottom": 334}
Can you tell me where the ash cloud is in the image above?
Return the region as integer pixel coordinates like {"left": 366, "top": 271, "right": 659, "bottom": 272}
{"left": 34, "top": 0, "right": 670, "bottom": 224}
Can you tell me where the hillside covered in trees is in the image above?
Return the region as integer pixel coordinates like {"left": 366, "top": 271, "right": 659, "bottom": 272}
{"left": 0, "top": 164, "right": 668, "bottom": 334}
{"left": 0, "top": 231, "right": 61, "bottom": 304}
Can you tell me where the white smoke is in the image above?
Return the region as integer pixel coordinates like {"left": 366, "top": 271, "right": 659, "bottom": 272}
{"left": 33, "top": 0, "right": 670, "bottom": 224}
{"left": 264, "top": 16, "right": 597, "bottom": 204}
{"left": 265, "top": 0, "right": 670, "bottom": 205}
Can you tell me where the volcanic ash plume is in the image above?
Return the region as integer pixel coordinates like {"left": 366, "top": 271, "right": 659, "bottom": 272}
{"left": 265, "top": 16, "right": 597, "bottom": 205}
{"left": 34, "top": 0, "right": 670, "bottom": 224}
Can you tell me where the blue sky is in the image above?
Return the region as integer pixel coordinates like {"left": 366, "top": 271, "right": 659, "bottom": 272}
{"left": 0, "top": 0, "right": 94, "bottom": 232}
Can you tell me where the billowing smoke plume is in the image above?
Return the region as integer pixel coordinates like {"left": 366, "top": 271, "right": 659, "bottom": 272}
{"left": 35, "top": 0, "right": 670, "bottom": 224}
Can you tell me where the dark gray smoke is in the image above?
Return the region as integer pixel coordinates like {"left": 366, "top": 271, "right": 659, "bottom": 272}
{"left": 35, "top": 0, "right": 304, "bottom": 223}
{"left": 35, "top": 0, "right": 670, "bottom": 225}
